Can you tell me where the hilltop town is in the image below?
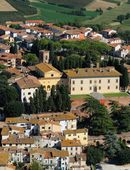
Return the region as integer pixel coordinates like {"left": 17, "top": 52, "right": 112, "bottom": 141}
{"left": 0, "top": 20, "right": 130, "bottom": 170}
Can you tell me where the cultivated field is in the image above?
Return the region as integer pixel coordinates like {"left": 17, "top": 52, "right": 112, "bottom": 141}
{"left": 87, "top": 0, "right": 117, "bottom": 11}
{"left": 0, "top": 0, "right": 17, "bottom": 11}
{"left": 28, "top": 1, "right": 98, "bottom": 23}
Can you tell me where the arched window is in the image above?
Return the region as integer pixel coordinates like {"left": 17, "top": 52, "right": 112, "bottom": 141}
{"left": 47, "top": 85, "right": 50, "bottom": 91}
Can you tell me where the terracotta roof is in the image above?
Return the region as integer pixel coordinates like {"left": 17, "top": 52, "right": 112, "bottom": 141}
{"left": 32, "top": 112, "right": 77, "bottom": 121}
{"left": 16, "top": 75, "right": 40, "bottom": 89}
{"left": 38, "top": 120, "right": 60, "bottom": 126}
{"left": 64, "top": 67, "right": 121, "bottom": 78}
{"left": 6, "top": 68, "right": 22, "bottom": 76}
{"left": 26, "top": 20, "right": 44, "bottom": 24}
{"left": 30, "top": 148, "right": 69, "bottom": 158}
{"left": 5, "top": 117, "right": 29, "bottom": 124}
{"left": 108, "top": 43, "right": 120, "bottom": 48}
{"left": 1, "top": 126, "right": 9, "bottom": 136}
{"left": 64, "top": 128, "right": 88, "bottom": 135}
{"left": 0, "top": 25, "right": 10, "bottom": 31}
{"left": 6, "top": 21, "right": 23, "bottom": 25}
{"left": 2, "top": 136, "right": 34, "bottom": 144}
{"left": 36, "top": 63, "right": 61, "bottom": 74}
{"left": 61, "top": 139, "right": 82, "bottom": 147}
{"left": 0, "top": 152, "right": 9, "bottom": 165}
{"left": 0, "top": 43, "right": 10, "bottom": 50}
{"left": 123, "top": 45, "right": 130, "bottom": 51}
{"left": 10, "top": 125, "right": 25, "bottom": 133}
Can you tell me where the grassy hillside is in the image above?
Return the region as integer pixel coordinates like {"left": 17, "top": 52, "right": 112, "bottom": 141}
{"left": 83, "top": 2, "right": 130, "bottom": 27}
{"left": 28, "top": 1, "right": 99, "bottom": 23}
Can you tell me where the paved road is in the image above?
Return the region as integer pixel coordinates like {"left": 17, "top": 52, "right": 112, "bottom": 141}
{"left": 101, "top": 163, "right": 130, "bottom": 170}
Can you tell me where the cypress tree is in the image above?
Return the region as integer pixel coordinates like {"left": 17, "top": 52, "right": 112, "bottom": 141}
{"left": 47, "top": 96, "right": 56, "bottom": 112}
{"left": 29, "top": 97, "right": 36, "bottom": 114}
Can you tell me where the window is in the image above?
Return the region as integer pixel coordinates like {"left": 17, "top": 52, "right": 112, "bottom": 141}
{"left": 90, "top": 80, "right": 92, "bottom": 84}
{"left": 94, "top": 80, "right": 97, "bottom": 83}
{"left": 71, "top": 147, "right": 73, "bottom": 150}
{"left": 48, "top": 127, "right": 51, "bottom": 129}
{"left": 76, "top": 147, "right": 77, "bottom": 150}
{"left": 51, "top": 74, "right": 54, "bottom": 77}
{"left": 90, "top": 87, "right": 92, "bottom": 90}
{"left": 81, "top": 87, "right": 83, "bottom": 91}
{"left": 47, "top": 85, "right": 50, "bottom": 91}
{"left": 99, "top": 86, "right": 101, "bottom": 90}
{"left": 99, "top": 80, "right": 101, "bottom": 83}
{"left": 28, "top": 92, "right": 31, "bottom": 95}
{"left": 72, "top": 80, "right": 75, "bottom": 84}
{"left": 108, "top": 79, "right": 110, "bottom": 83}
{"left": 81, "top": 80, "right": 83, "bottom": 84}
{"left": 116, "top": 86, "right": 118, "bottom": 89}
{"left": 71, "top": 125, "right": 73, "bottom": 128}
{"left": 116, "top": 79, "right": 118, "bottom": 83}
{"left": 108, "top": 86, "right": 110, "bottom": 89}
{"left": 72, "top": 88, "right": 75, "bottom": 91}
{"left": 84, "top": 137, "right": 86, "bottom": 140}
{"left": 42, "top": 127, "right": 45, "bottom": 129}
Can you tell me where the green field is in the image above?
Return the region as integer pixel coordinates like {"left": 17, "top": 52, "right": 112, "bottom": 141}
{"left": 28, "top": 1, "right": 99, "bottom": 23}
{"left": 104, "top": 92, "right": 129, "bottom": 97}
{"left": 70, "top": 94, "right": 90, "bottom": 99}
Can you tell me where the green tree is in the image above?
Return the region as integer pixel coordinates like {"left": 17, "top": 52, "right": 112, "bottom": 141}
{"left": 24, "top": 53, "right": 38, "bottom": 66}
{"left": 87, "top": 145, "right": 104, "bottom": 166}
{"left": 30, "top": 161, "right": 43, "bottom": 170}
{"left": 89, "top": 104, "right": 114, "bottom": 135}
{"left": 55, "top": 90, "right": 62, "bottom": 111}
{"left": 10, "top": 43, "right": 18, "bottom": 54}
{"left": 29, "top": 97, "right": 36, "bottom": 114}
{"left": 4, "top": 101, "right": 24, "bottom": 117}
{"left": 118, "top": 64, "right": 129, "bottom": 90}
{"left": 47, "top": 96, "right": 56, "bottom": 111}
{"left": 115, "top": 148, "right": 130, "bottom": 165}
{"left": 111, "top": 106, "right": 130, "bottom": 132}
{"left": 82, "top": 97, "right": 114, "bottom": 135}
{"left": 117, "top": 15, "right": 125, "bottom": 23}
{"left": 104, "top": 132, "right": 121, "bottom": 159}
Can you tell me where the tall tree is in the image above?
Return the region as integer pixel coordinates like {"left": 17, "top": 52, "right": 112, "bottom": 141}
{"left": 104, "top": 131, "right": 121, "bottom": 159}
{"left": 87, "top": 145, "right": 104, "bottom": 166}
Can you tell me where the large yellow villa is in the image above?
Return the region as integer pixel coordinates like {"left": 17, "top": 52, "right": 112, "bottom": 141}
{"left": 35, "top": 62, "right": 121, "bottom": 95}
